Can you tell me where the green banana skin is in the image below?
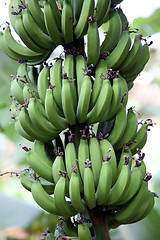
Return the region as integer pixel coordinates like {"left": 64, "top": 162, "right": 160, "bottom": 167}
{"left": 47, "top": 0, "right": 62, "bottom": 31}
{"left": 45, "top": 88, "right": 68, "bottom": 131}
{"left": 8, "top": 0, "right": 19, "bottom": 33}
{"left": 14, "top": 117, "right": 34, "bottom": 142}
{"left": 37, "top": 64, "right": 50, "bottom": 104}
{"left": 100, "top": 9, "right": 122, "bottom": 54}
{"left": 74, "top": 0, "right": 95, "bottom": 39}
{"left": 69, "top": 171, "right": 86, "bottom": 213}
{"left": 95, "top": 0, "right": 111, "bottom": 27}
{"left": 89, "top": 136, "right": 103, "bottom": 188}
{"left": 116, "top": 7, "right": 128, "bottom": 31}
{"left": 61, "top": 0, "right": 74, "bottom": 44}
{"left": 31, "top": 180, "right": 59, "bottom": 215}
{"left": 78, "top": 222, "right": 92, "bottom": 240}
{"left": 105, "top": 163, "right": 131, "bottom": 205}
{"left": 54, "top": 175, "right": 78, "bottom": 217}
{"left": 107, "top": 103, "right": 127, "bottom": 146}
{"left": 96, "top": 160, "right": 112, "bottom": 205}
{"left": 89, "top": 59, "right": 108, "bottom": 110}
{"left": 52, "top": 155, "right": 66, "bottom": 183}
{"left": 71, "top": 0, "right": 84, "bottom": 26}
{"left": 50, "top": 59, "right": 63, "bottom": 110}
{"left": 102, "top": 77, "right": 122, "bottom": 121}
{"left": 99, "top": 138, "right": 117, "bottom": 186}
{"left": 27, "top": 150, "right": 53, "bottom": 183}
{"left": 43, "top": 0, "right": 63, "bottom": 45}
{"left": 75, "top": 55, "right": 87, "bottom": 98}
{"left": 84, "top": 165, "right": 96, "bottom": 209}
{"left": 10, "top": 78, "right": 24, "bottom": 104}
{"left": 26, "top": 0, "right": 48, "bottom": 33}
{"left": 105, "top": 30, "right": 132, "bottom": 69}
{"left": 78, "top": 138, "right": 89, "bottom": 182}
{"left": 115, "top": 107, "right": 138, "bottom": 150}
{"left": 119, "top": 75, "right": 128, "bottom": 107}
{"left": 76, "top": 75, "right": 92, "bottom": 123}
{"left": 87, "top": 19, "right": 100, "bottom": 67}
{"left": 87, "top": 79, "right": 113, "bottom": 124}
{"left": 116, "top": 147, "right": 132, "bottom": 177}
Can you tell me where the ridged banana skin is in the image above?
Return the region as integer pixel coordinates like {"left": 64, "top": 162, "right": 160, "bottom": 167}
{"left": 89, "top": 137, "right": 103, "bottom": 188}
{"left": 22, "top": 9, "right": 55, "bottom": 50}
{"left": 33, "top": 140, "right": 52, "bottom": 167}
{"left": 71, "top": 0, "right": 84, "bottom": 25}
{"left": 54, "top": 176, "right": 78, "bottom": 217}
{"left": 63, "top": 217, "right": 79, "bottom": 237}
{"left": 47, "top": 0, "right": 62, "bottom": 31}
{"left": 27, "top": 97, "right": 60, "bottom": 137}
{"left": 78, "top": 138, "right": 89, "bottom": 182}
{"left": 76, "top": 75, "right": 92, "bottom": 123}
{"left": 26, "top": 0, "right": 47, "bottom": 33}
{"left": 128, "top": 123, "right": 148, "bottom": 155}
{"left": 3, "top": 27, "right": 44, "bottom": 59}
{"left": 31, "top": 180, "right": 59, "bottom": 215}
{"left": 61, "top": 0, "right": 74, "bottom": 43}
{"left": 95, "top": 0, "right": 111, "bottom": 27}
{"left": 27, "top": 150, "right": 53, "bottom": 183}
{"left": 115, "top": 107, "right": 138, "bottom": 150}
{"left": 52, "top": 156, "right": 66, "bottom": 183}
{"left": 62, "top": 79, "right": 76, "bottom": 126}
{"left": 37, "top": 65, "right": 50, "bottom": 104}
{"left": 78, "top": 223, "right": 92, "bottom": 240}
{"left": 119, "top": 35, "right": 143, "bottom": 72}
{"left": 105, "top": 164, "right": 131, "bottom": 205}
{"left": 102, "top": 77, "right": 122, "bottom": 121}
{"left": 87, "top": 79, "right": 113, "bottom": 124}
{"left": 18, "top": 108, "right": 53, "bottom": 142}
{"left": 76, "top": 55, "right": 87, "bottom": 97}
{"left": 14, "top": 118, "right": 34, "bottom": 142}
{"left": 43, "top": 0, "right": 63, "bottom": 45}
{"left": 74, "top": 0, "right": 95, "bottom": 39}
{"left": 69, "top": 172, "right": 86, "bottom": 213}
{"left": 10, "top": 79, "right": 24, "bottom": 104}
{"left": 99, "top": 139, "right": 117, "bottom": 186}
{"left": 96, "top": 161, "right": 112, "bottom": 205}
{"left": 116, "top": 7, "right": 128, "bottom": 31}
{"left": 113, "top": 180, "right": 149, "bottom": 223}
{"left": 84, "top": 167, "right": 96, "bottom": 209}
{"left": 8, "top": 0, "right": 19, "bottom": 33}
{"left": 50, "top": 59, "right": 63, "bottom": 109}
{"left": 107, "top": 103, "right": 127, "bottom": 146}
{"left": 105, "top": 30, "right": 132, "bottom": 69}
{"left": 87, "top": 20, "right": 100, "bottom": 67}
{"left": 89, "top": 59, "right": 108, "bottom": 110}
{"left": 15, "top": 14, "right": 47, "bottom": 53}
{"left": 45, "top": 88, "right": 68, "bottom": 131}
{"left": 117, "top": 147, "right": 132, "bottom": 177}
{"left": 63, "top": 54, "right": 77, "bottom": 111}
{"left": 119, "top": 75, "right": 128, "bottom": 107}
{"left": 100, "top": 9, "right": 122, "bottom": 54}
{"left": 118, "top": 166, "right": 144, "bottom": 205}
{"left": 124, "top": 44, "right": 150, "bottom": 80}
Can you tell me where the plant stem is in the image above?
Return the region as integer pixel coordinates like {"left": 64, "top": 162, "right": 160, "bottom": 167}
{"left": 87, "top": 207, "right": 111, "bottom": 240}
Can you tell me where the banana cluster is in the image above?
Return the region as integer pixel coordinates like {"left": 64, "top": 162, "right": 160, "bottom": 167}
{"left": 19, "top": 130, "right": 156, "bottom": 236}
{"left": 2, "top": 0, "right": 157, "bottom": 238}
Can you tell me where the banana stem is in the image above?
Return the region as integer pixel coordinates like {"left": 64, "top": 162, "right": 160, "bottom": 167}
{"left": 87, "top": 207, "right": 111, "bottom": 240}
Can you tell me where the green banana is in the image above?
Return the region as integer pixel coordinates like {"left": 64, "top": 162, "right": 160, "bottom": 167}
{"left": 78, "top": 136, "right": 89, "bottom": 182}
{"left": 31, "top": 180, "right": 59, "bottom": 215}
{"left": 87, "top": 17, "right": 100, "bottom": 67}
{"left": 116, "top": 7, "right": 128, "bottom": 31}
{"left": 14, "top": 117, "right": 34, "bottom": 142}
{"left": 52, "top": 152, "right": 66, "bottom": 183}
{"left": 117, "top": 147, "right": 132, "bottom": 177}
{"left": 84, "top": 160, "right": 96, "bottom": 209}
{"left": 10, "top": 78, "right": 24, "bottom": 104}
{"left": 76, "top": 75, "right": 92, "bottom": 123}
{"left": 37, "top": 65, "right": 50, "bottom": 103}
{"left": 87, "top": 79, "right": 113, "bottom": 124}
{"left": 105, "top": 30, "right": 131, "bottom": 69}
{"left": 46, "top": 0, "right": 62, "bottom": 31}
{"left": 71, "top": 0, "right": 84, "bottom": 26}
{"left": 95, "top": 0, "right": 111, "bottom": 27}
{"left": 78, "top": 222, "right": 92, "bottom": 240}
{"left": 61, "top": 0, "right": 74, "bottom": 43}
{"left": 75, "top": 55, "right": 87, "bottom": 98}
{"left": 74, "top": 0, "right": 95, "bottom": 39}
{"left": 100, "top": 9, "right": 122, "bottom": 54}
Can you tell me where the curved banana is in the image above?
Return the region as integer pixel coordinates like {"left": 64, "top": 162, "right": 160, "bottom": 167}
{"left": 76, "top": 75, "right": 92, "bottom": 123}
{"left": 96, "top": 158, "right": 112, "bottom": 205}
{"left": 52, "top": 153, "right": 66, "bottom": 183}
{"left": 31, "top": 180, "right": 59, "bottom": 215}
{"left": 95, "top": 0, "right": 111, "bottom": 27}
{"left": 115, "top": 107, "right": 138, "bottom": 150}
{"left": 78, "top": 222, "right": 92, "bottom": 240}
{"left": 47, "top": 0, "right": 62, "bottom": 31}
{"left": 61, "top": 0, "right": 74, "bottom": 43}
{"left": 87, "top": 17, "right": 100, "bottom": 67}
{"left": 84, "top": 160, "right": 96, "bottom": 209}
{"left": 87, "top": 79, "right": 113, "bottom": 124}
{"left": 117, "top": 147, "right": 132, "bottom": 177}
{"left": 74, "top": 0, "right": 95, "bottom": 39}
{"left": 54, "top": 173, "right": 77, "bottom": 217}
{"left": 119, "top": 74, "right": 128, "bottom": 107}
{"left": 116, "top": 7, "right": 128, "bottom": 31}
{"left": 45, "top": 88, "right": 68, "bottom": 131}
{"left": 75, "top": 55, "right": 87, "bottom": 98}
{"left": 100, "top": 9, "right": 122, "bottom": 54}
{"left": 27, "top": 150, "right": 53, "bottom": 183}
{"left": 37, "top": 65, "right": 50, "bottom": 103}
{"left": 71, "top": 0, "right": 84, "bottom": 26}
{"left": 14, "top": 117, "right": 34, "bottom": 142}
{"left": 105, "top": 30, "right": 131, "bottom": 69}
{"left": 10, "top": 78, "right": 24, "bottom": 104}
{"left": 107, "top": 103, "right": 127, "bottom": 146}
{"left": 78, "top": 136, "right": 89, "bottom": 181}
